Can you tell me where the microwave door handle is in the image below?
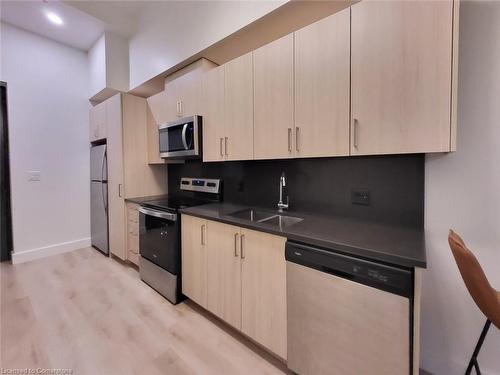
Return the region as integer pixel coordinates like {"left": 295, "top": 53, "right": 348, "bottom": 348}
{"left": 181, "top": 123, "right": 189, "bottom": 150}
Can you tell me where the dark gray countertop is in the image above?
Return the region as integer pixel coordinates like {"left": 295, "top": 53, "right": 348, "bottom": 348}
{"left": 125, "top": 195, "right": 169, "bottom": 205}
{"left": 180, "top": 203, "right": 426, "bottom": 269}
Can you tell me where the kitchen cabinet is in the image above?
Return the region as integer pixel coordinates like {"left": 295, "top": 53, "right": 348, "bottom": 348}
{"left": 106, "top": 93, "right": 168, "bottom": 260}
{"left": 150, "top": 58, "right": 217, "bottom": 122}
{"left": 224, "top": 53, "right": 254, "bottom": 161}
{"left": 89, "top": 100, "right": 107, "bottom": 142}
{"left": 181, "top": 215, "right": 287, "bottom": 358}
{"left": 206, "top": 220, "right": 242, "bottom": 329}
{"left": 350, "top": 0, "right": 458, "bottom": 155}
{"left": 294, "top": 8, "right": 350, "bottom": 158}
{"left": 240, "top": 228, "right": 287, "bottom": 359}
{"left": 181, "top": 215, "right": 208, "bottom": 308}
{"left": 146, "top": 89, "right": 178, "bottom": 127}
{"left": 145, "top": 104, "right": 165, "bottom": 164}
{"left": 201, "top": 65, "right": 225, "bottom": 162}
{"left": 126, "top": 202, "right": 140, "bottom": 266}
{"left": 253, "top": 34, "right": 294, "bottom": 160}
{"left": 147, "top": 59, "right": 216, "bottom": 162}
{"left": 201, "top": 53, "right": 254, "bottom": 162}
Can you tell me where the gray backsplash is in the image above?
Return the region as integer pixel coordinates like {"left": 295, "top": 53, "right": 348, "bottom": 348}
{"left": 169, "top": 155, "right": 424, "bottom": 228}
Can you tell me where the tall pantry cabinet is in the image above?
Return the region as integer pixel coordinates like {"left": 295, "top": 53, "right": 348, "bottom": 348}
{"left": 105, "top": 93, "right": 168, "bottom": 260}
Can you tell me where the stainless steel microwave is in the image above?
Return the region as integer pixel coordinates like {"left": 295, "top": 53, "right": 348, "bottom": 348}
{"left": 159, "top": 115, "right": 202, "bottom": 159}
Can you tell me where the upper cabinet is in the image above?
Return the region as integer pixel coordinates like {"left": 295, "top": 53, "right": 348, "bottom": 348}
{"left": 350, "top": 0, "right": 457, "bottom": 155}
{"left": 202, "top": 65, "right": 225, "bottom": 162}
{"left": 202, "top": 53, "right": 254, "bottom": 162}
{"left": 89, "top": 100, "right": 107, "bottom": 142}
{"left": 294, "top": 8, "right": 350, "bottom": 158}
{"left": 253, "top": 34, "right": 294, "bottom": 160}
{"left": 148, "top": 59, "right": 216, "bottom": 126}
{"left": 224, "top": 53, "right": 254, "bottom": 161}
{"left": 201, "top": 0, "right": 458, "bottom": 162}
{"left": 147, "top": 89, "right": 177, "bottom": 126}
{"left": 146, "top": 59, "right": 216, "bottom": 163}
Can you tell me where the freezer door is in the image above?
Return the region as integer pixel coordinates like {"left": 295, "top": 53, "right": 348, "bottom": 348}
{"left": 90, "top": 144, "right": 107, "bottom": 181}
{"left": 91, "top": 181, "right": 108, "bottom": 254}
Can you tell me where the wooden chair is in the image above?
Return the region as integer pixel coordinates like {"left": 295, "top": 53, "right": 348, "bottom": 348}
{"left": 448, "top": 230, "right": 500, "bottom": 375}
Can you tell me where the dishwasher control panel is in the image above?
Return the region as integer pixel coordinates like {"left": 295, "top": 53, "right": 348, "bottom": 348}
{"left": 286, "top": 241, "right": 413, "bottom": 298}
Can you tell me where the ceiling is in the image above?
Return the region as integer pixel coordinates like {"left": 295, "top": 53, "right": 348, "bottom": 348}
{"left": 0, "top": 1, "right": 182, "bottom": 51}
{"left": 0, "top": 0, "right": 108, "bottom": 51}
{"left": 64, "top": 1, "right": 144, "bottom": 38}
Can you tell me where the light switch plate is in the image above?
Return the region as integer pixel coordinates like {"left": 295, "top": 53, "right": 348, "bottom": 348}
{"left": 28, "top": 171, "right": 41, "bottom": 181}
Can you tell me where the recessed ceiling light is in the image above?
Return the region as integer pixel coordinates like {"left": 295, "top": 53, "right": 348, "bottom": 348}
{"left": 46, "top": 12, "right": 63, "bottom": 26}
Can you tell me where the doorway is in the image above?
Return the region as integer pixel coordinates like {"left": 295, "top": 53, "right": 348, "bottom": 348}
{"left": 1, "top": 81, "right": 13, "bottom": 262}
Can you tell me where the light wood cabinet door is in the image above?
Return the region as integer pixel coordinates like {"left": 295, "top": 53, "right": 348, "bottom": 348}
{"left": 351, "top": 0, "right": 454, "bottom": 155}
{"left": 254, "top": 34, "right": 294, "bottom": 160}
{"left": 295, "top": 8, "right": 350, "bottom": 158}
{"left": 106, "top": 94, "right": 126, "bottom": 260}
{"left": 181, "top": 215, "right": 208, "bottom": 308}
{"left": 122, "top": 94, "right": 167, "bottom": 199}
{"left": 202, "top": 66, "right": 225, "bottom": 162}
{"left": 241, "top": 229, "right": 287, "bottom": 359}
{"left": 175, "top": 69, "right": 199, "bottom": 118}
{"left": 224, "top": 53, "right": 254, "bottom": 161}
{"left": 146, "top": 87, "right": 178, "bottom": 126}
{"left": 146, "top": 103, "right": 165, "bottom": 164}
{"left": 89, "top": 100, "right": 107, "bottom": 142}
{"left": 206, "top": 220, "right": 242, "bottom": 330}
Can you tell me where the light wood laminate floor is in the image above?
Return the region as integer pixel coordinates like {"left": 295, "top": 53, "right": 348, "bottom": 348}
{"left": 0, "top": 248, "right": 288, "bottom": 375}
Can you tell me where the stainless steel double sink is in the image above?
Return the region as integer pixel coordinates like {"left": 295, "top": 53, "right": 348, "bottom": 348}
{"left": 228, "top": 208, "right": 303, "bottom": 229}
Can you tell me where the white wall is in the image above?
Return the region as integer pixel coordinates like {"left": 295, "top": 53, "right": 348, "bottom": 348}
{"left": 129, "top": 1, "right": 285, "bottom": 89}
{"left": 0, "top": 22, "right": 91, "bottom": 261}
{"left": 422, "top": 1, "right": 500, "bottom": 374}
{"left": 88, "top": 34, "right": 106, "bottom": 98}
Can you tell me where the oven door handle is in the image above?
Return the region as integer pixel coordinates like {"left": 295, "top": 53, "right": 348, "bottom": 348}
{"left": 181, "top": 123, "right": 189, "bottom": 150}
{"left": 139, "top": 207, "right": 178, "bottom": 221}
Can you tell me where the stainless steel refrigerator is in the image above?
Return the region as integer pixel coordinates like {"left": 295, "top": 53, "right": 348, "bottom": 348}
{"left": 90, "top": 144, "right": 108, "bottom": 255}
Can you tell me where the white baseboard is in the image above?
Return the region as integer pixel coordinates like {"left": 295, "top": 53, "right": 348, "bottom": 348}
{"left": 11, "top": 238, "right": 91, "bottom": 264}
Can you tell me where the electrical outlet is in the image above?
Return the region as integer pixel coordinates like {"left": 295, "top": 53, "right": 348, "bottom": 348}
{"left": 351, "top": 188, "right": 370, "bottom": 206}
{"left": 28, "top": 171, "right": 41, "bottom": 181}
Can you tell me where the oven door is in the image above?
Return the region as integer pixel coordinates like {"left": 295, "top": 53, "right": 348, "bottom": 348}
{"left": 159, "top": 115, "right": 201, "bottom": 159}
{"left": 138, "top": 207, "right": 180, "bottom": 275}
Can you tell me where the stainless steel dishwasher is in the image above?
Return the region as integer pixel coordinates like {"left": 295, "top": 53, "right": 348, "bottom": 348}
{"left": 286, "top": 241, "right": 415, "bottom": 375}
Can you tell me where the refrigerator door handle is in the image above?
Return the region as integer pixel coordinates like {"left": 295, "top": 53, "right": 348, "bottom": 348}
{"left": 101, "top": 149, "right": 107, "bottom": 212}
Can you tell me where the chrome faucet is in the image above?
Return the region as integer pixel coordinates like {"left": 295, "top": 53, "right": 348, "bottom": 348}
{"left": 277, "top": 172, "right": 289, "bottom": 212}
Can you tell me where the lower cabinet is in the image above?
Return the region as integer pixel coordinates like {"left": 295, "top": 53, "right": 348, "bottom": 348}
{"left": 206, "top": 220, "right": 242, "bottom": 329}
{"left": 181, "top": 215, "right": 287, "bottom": 359}
{"left": 181, "top": 215, "right": 208, "bottom": 308}
{"left": 126, "top": 202, "right": 140, "bottom": 265}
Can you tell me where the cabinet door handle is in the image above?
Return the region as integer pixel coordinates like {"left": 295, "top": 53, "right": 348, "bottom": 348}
{"left": 353, "top": 118, "right": 359, "bottom": 148}
{"left": 288, "top": 128, "right": 292, "bottom": 152}
{"left": 240, "top": 234, "right": 245, "bottom": 259}
{"left": 201, "top": 224, "right": 205, "bottom": 245}
{"left": 219, "top": 137, "right": 224, "bottom": 157}
{"left": 176, "top": 101, "right": 180, "bottom": 115}
{"left": 179, "top": 100, "right": 183, "bottom": 116}
{"left": 224, "top": 137, "right": 228, "bottom": 156}
{"left": 234, "top": 233, "right": 239, "bottom": 257}
{"left": 118, "top": 184, "right": 123, "bottom": 198}
{"left": 295, "top": 126, "right": 300, "bottom": 152}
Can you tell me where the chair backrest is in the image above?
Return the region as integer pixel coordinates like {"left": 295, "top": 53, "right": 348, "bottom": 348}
{"left": 448, "top": 230, "right": 500, "bottom": 329}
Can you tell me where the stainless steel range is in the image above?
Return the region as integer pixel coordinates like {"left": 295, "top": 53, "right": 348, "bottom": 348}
{"left": 138, "top": 177, "right": 221, "bottom": 304}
